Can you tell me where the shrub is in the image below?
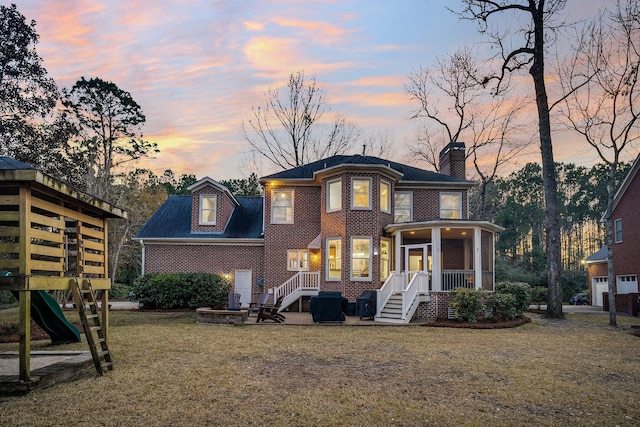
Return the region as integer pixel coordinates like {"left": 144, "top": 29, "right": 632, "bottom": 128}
{"left": 0, "top": 290, "right": 17, "bottom": 309}
{"left": 492, "top": 293, "right": 518, "bottom": 320}
{"left": 131, "top": 273, "right": 231, "bottom": 309}
{"left": 450, "top": 288, "right": 487, "bottom": 323}
{"left": 109, "top": 283, "right": 133, "bottom": 300}
{"left": 495, "top": 281, "right": 532, "bottom": 317}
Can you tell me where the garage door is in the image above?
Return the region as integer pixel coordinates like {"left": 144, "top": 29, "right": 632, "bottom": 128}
{"left": 617, "top": 275, "right": 638, "bottom": 294}
{"left": 592, "top": 277, "right": 608, "bottom": 306}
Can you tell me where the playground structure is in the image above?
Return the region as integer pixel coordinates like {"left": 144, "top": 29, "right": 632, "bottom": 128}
{"left": 0, "top": 157, "right": 126, "bottom": 388}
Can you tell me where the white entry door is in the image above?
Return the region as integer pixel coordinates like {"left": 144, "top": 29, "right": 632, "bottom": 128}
{"left": 234, "top": 270, "right": 252, "bottom": 308}
{"left": 592, "top": 277, "right": 608, "bottom": 306}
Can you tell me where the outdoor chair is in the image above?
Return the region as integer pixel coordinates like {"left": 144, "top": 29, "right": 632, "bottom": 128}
{"left": 256, "top": 296, "right": 286, "bottom": 323}
{"left": 227, "top": 293, "right": 241, "bottom": 311}
{"left": 248, "top": 293, "right": 270, "bottom": 316}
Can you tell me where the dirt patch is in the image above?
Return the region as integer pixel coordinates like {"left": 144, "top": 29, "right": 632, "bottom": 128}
{"left": 425, "top": 316, "right": 531, "bottom": 329}
{"left": 0, "top": 320, "right": 83, "bottom": 343}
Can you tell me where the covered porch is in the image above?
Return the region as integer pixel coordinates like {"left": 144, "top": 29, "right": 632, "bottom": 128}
{"left": 376, "top": 220, "right": 503, "bottom": 323}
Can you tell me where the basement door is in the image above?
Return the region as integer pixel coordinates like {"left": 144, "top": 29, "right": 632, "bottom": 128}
{"left": 234, "top": 270, "right": 252, "bottom": 308}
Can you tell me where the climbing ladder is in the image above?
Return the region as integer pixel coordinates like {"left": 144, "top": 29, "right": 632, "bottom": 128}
{"left": 71, "top": 278, "right": 113, "bottom": 375}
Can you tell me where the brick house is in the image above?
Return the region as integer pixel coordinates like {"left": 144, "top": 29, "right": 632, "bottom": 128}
{"left": 135, "top": 142, "right": 503, "bottom": 323}
{"left": 585, "top": 154, "right": 640, "bottom": 307}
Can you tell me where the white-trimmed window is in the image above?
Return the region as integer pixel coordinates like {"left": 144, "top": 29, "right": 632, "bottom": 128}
{"left": 272, "top": 189, "right": 293, "bottom": 224}
{"left": 380, "top": 180, "right": 391, "bottom": 213}
{"left": 287, "top": 250, "right": 309, "bottom": 271}
{"left": 327, "top": 179, "right": 342, "bottom": 212}
{"left": 327, "top": 238, "right": 342, "bottom": 280}
{"left": 351, "top": 237, "right": 372, "bottom": 281}
{"left": 199, "top": 194, "right": 217, "bottom": 225}
{"left": 394, "top": 192, "right": 412, "bottom": 223}
{"left": 351, "top": 178, "right": 371, "bottom": 209}
{"left": 614, "top": 218, "right": 622, "bottom": 243}
{"left": 380, "top": 239, "right": 390, "bottom": 281}
{"left": 440, "top": 192, "right": 462, "bottom": 219}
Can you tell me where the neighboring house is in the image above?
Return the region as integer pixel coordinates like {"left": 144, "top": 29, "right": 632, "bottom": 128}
{"left": 585, "top": 154, "right": 640, "bottom": 307}
{"left": 134, "top": 142, "right": 503, "bottom": 323}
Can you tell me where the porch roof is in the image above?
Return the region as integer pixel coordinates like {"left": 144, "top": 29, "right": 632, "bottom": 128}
{"left": 385, "top": 219, "right": 504, "bottom": 234}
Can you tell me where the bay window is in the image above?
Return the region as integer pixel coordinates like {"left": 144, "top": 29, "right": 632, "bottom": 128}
{"left": 327, "top": 238, "right": 342, "bottom": 280}
{"left": 351, "top": 237, "right": 372, "bottom": 280}
{"left": 327, "top": 179, "right": 342, "bottom": 212}
{"left": 352, "top": 178, "right": 371, "bottom": 209}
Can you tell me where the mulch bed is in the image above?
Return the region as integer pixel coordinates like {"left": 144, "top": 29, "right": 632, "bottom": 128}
{"left": 425, "top": 316, "right": 531, "bottom": 329}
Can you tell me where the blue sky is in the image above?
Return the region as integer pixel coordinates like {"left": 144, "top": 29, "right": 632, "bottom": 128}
{"left": 14, "top": 0, "right": 617, "bottom": 180}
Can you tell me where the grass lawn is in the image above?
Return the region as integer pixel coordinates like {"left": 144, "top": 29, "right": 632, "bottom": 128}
{"left": 1, "top": 309, "right": 639, "bottom": 426}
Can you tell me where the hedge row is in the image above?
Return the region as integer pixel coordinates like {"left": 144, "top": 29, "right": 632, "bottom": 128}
{"left": 450, "top": 281, "right": 532, "bottom": 323}
{"left": 131, "top": 273, "right": 231, "bottom": 309}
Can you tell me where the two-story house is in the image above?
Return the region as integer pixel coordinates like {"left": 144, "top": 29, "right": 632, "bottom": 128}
{"left": 135, "top": 142, "right": 503, "bottom": 323}
{"left": 585, "top": 154, "right": 640, "bottom": 308}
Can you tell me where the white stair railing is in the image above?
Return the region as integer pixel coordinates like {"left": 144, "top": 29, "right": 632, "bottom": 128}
{"left": 377, "top": 272, "right": 405, "bottom": 315}
{"left": 273, "top": 271, "right": 320, "bottom": 305}
{"left": 401, "top": 272, "right": 428, "bottom": 320}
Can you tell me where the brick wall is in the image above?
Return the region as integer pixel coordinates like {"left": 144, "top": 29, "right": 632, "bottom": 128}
{"left": 144, "top": 243, "right": 264, "bottom": 300}
{"left": 403, "top": 187, "right": 469, "bottom": 220}
{"left": 612, "top": 168, "right": 640, "bottom": 291}
{"left": 263, "top": 185, "right": 321, "bottom": 290}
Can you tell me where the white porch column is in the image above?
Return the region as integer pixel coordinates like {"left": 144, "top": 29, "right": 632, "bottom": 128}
{"left": 395, "top": 231, "right": 402, "bottom": 274}
{"left": 474, "top": 228, "right": 482, "bottom": 289}
{"left": 432, "top": 227, "right": 441, "bottom": 291}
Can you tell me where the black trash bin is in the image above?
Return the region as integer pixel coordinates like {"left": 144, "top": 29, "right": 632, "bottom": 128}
{"left": 356, "top": 290, "right": 377, "bottom": 319}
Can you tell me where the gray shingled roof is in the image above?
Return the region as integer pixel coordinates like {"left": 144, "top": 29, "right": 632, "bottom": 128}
{"left": 0, "top": 157, "right": 35, "bottom": 170}
{"left": 585, "top": 246, "right": 607, "bottom": 263}
{"left": 135, "top": 195, "right": 263, "bottom": 240}
{"left": 261, "top": 154, "right": 471, "bottom": 183}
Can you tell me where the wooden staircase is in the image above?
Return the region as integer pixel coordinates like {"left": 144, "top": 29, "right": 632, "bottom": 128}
{"left": 71, "top": 279, "right": 112, "bottom": 375}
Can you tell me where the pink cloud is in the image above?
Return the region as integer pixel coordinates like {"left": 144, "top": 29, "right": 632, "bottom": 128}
{"left": 272, "top": 17, "right": 354, "bottom": 44}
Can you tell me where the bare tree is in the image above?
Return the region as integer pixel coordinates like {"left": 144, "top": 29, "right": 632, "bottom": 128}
{"left": 561, "top": 0, "right": 640, "bottom": 326}
{"left": 457, "top": 0, "right": 571, "bottom": 318}
{"left": 243, "top": 71, "right": 358, "bottom": 170}
{"left": 405, "top": 47, "right": 532, "bottom": 220}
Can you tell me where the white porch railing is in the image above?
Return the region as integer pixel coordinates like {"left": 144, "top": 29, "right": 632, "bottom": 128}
{"left": 441, "top": 270, "right": 475, "bottom": 291}
{"left": 273, "top": 271, "right": 320, "bottom": 305}
{"left": 402, "top": 272, "right": 429, "bottom": 319}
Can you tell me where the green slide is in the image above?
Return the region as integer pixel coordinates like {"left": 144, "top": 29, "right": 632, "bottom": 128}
{"left": 12, "top": 290, "right": 81, "bottom": 345}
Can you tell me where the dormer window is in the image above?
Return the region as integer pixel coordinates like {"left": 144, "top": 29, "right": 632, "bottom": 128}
{"left": 440, "top": 192, "right": 462, "bottom": 219}
{"left": 199, "top": 194, "right": 217, "bottom": 225}
{"left": 352, "top": 178, "right": 371, "bottom": 210}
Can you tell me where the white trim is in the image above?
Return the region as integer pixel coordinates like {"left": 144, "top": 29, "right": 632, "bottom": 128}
{"left": 326, "top": 178, "right": 342, "bottom": 212}
{"left": 350, "top": 236, "right": 372, "bottom": 281}
{"left": 271, "top": 189, "right": 294, "bottom": 224}
{"left": 380, "top": 238, "right": 391, "bottom": 281}
{"left": 351, "top": 177, "right": 372, "bottom": 210}
{"left": 132, "top": 238, "right": 264, "bottom": 246}
{"left": 199, "top": 194, "right": 217, "bottom": 225}
{"left": 380, "top": 180, "right": 391, "bottom": 213}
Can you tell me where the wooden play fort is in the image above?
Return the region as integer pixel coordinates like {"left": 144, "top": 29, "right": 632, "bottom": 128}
{"left": 0, "top": 157, "right": 126, "bottom": 388}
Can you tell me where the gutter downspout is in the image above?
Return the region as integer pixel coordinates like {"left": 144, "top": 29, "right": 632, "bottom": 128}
{"left": 140, "top": 240, "right": 145, "bottom": 276}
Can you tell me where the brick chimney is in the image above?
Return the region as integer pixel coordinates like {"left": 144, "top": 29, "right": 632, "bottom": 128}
{"left": 439, "top": 142, "right": 466, "bottom": 179}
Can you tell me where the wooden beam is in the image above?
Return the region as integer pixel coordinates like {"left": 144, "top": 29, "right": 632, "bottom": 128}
{"left": 18, "top": 290, "right": 31, "bottom": 381}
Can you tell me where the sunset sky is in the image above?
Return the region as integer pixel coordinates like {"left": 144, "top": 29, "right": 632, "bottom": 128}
{"left": 13, "top": 0, "right": 625, "bottom": 180}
